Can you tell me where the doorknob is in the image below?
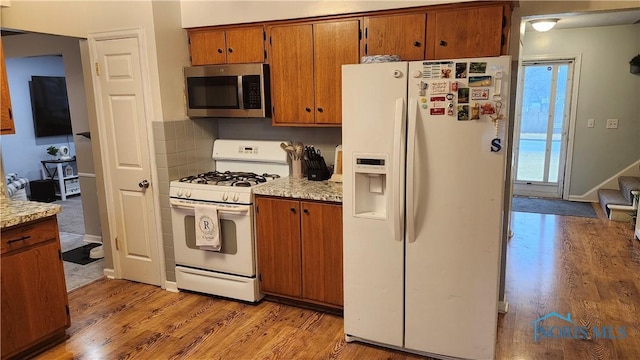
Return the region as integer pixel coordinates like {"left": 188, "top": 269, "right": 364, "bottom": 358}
{"left": 138, "top": 180, "right": 150, "bottom": 189}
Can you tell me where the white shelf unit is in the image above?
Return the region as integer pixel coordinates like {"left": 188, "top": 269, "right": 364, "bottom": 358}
{"left": 40, "top": 158, "right": 81, "bottom": 201}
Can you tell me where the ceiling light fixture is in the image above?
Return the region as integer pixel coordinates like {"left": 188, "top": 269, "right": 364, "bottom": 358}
{"left": 531, "top": 19, "right": 559, "bottom": 32}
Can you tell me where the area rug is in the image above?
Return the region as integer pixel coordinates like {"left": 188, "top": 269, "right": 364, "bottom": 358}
{"left": 511, "top": 197, "right": 597, "bottom": 218}
{"left": 53, "top": 196, "right": 85, "bottom": 234}
{"left": 62, "top": 243, "right": 102, "bottom": 265}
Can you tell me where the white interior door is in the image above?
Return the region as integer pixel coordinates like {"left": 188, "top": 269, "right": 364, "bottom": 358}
{"left": 513, "top": 60, "right": 574, "bottom": 198}
{"left": 90, "top": 32, "right": 161, "bottom": 286}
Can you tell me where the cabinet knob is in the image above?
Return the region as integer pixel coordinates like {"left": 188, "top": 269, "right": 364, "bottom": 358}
{"left": 290, "top": 207, "right": 296, "bottom": 213}
{"left": 303, "top": 209, "right": 309, "bottom": 215}
{"left": 413, "top": 41, "right": 421, "bottom": 47}
{"left": 217, "top": 48, "right": 223, "bottom": 53}
{"left": 228, "top": 48, "right": 233, "bottom": 53}
{"left": 305, "top": 107, "right": 311, "bottom": 113}
{"left": 317, "top": 107, "right": 324, "bottom": 113}
{"left": 439, "top": 40, "right": 448, "bottom": 47}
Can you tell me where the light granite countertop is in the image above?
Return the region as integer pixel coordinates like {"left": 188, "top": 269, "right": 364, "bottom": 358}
{"left": 0, "top": 198, "right": 61, "bottom": 229}
{"left": 253, "top": 177, "right": 342, "bottom": 203}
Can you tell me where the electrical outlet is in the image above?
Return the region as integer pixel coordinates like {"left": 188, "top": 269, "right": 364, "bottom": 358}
{"left": 587, "top": 119, "right": 595, "bottom": 128}
{"left": 606, "top": 119, "right": 618, "bottom": 129}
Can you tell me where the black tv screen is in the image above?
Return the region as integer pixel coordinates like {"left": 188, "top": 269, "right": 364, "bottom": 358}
{"left": 29, "top": 76, "right": 72, "bottom": 137}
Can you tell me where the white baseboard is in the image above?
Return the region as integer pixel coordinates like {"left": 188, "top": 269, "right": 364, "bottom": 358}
{"left": 83, "top": 234, "right": 102, "bottom": 244}
{"left": 570, "top": 159, "right": 640, "bottom": 202}
{"left": 103, "top": 268, "right": 116, "bottom": 279}
{"left": 165, "top": 281, "right": 179, "bottom": 293}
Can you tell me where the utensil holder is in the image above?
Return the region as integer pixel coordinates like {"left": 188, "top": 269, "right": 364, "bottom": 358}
{"left": 292, "top": 159, "right": 303, "bottom": 179}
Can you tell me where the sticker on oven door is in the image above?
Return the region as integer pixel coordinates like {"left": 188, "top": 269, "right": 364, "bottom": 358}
{"left": 430, "top": 108, "right": 445, "bottom": 115}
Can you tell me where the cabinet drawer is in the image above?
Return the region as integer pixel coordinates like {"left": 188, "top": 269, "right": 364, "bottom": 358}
{"left": 1, "top": 216, "right": 58, "bottom": 254}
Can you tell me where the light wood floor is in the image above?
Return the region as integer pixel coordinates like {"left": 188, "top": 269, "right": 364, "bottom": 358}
{"left": 37, "top": 209, "right": 640, "bottom": 360}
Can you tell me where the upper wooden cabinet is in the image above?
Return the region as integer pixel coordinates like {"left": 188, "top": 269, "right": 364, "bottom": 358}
{"left": 268, "top": 20, "right": 360, "bottom": 126}
{"left": 363, "top": 14, "right": 426, "bottom": 61}
{"left": 188, "top": 26, "right": 265, "bottom": 65}
{"left": 427, "top": 5, "right": 506, "bottom": 59}
{"left": 1, "top": 37, "right": 16, "bottom": 135}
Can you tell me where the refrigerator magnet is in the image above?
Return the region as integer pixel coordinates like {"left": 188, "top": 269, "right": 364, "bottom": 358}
{"left": 469, "top": 76, "right": 492, "bottom": 87}
{"left": 455, "top": 63, "right": 467, "bottom": 78}
{"left": 480, "top": 102, "right": 496, "bottom": 115}
{"left": 446, "top": 93, "right": 454, "bottom": 101}
{"left": 447, "top": 103, "right": 455, "bottom": 116}
{"left": 457, "top": 88, "right": 469, "bottom": 104}
{"left": 451, "top": 81, "right": 458, "bottom": 92}
{"left": 457, "top": 105, "right": 469, "bottom": 121}
{"left": 469, "top": 62, "right": 487, "bottom": 73}
{"left": 430, "top": 81, "right": 449, "bottom": 94}
{"left": 471, "top": 88, "right": 489, "bottom": 100}
{"left": 471, "top": 103, "right": 480, "bottom": 120}
{"left": 430, "top": 108, "right": 445, "bottom": 115}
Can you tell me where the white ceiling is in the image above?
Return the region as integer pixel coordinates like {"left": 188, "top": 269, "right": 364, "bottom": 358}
{"left": 524, "top": 9, "right": 640, "bottom": 32}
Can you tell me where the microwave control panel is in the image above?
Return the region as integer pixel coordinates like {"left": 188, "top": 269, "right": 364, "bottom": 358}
{"left": 242, "top": 75, "right": 262, "bottom": 109}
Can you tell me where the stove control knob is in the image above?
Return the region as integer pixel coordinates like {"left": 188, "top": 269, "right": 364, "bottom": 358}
{"left": 232, "top": 193, "right": 239, "bottom": 202}
{"left": 176, "top": 189, "right": 184, "bottom": 197}
{"left": 185, "top": 190, "right": 192, "bottom": 198}
{"left": 222, "top": 192, "right": 229, "bottom": 201}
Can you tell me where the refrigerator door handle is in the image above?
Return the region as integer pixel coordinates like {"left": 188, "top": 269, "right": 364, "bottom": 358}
{"left": 393, "top": 97, "right": 405, "bottom": 242}
{"left": 406, "top": 98, "right": 418, "bottom": 243}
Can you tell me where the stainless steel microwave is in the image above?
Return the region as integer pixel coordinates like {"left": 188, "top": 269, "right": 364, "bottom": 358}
{"left": 184, "top": 63, "right": 270, "bottom": 118}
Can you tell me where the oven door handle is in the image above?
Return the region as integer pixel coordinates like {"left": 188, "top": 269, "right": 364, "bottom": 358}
{"left": 171, "top": 203, "right": 250, "bottom": 214}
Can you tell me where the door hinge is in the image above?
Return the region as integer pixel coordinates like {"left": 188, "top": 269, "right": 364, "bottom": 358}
{"left": 59, "top": 250, "right": 62, "bottom": 260}
{"left": 95, "top": 62, "right": 101, "bottom": 76}
{"left": 358, "top": 28, "right": 362, "bottom": 40}
{"left": 501, "top": 34, "right": 505, "bottom": 47}
{"left": 269, "top": 36, "right": 272, "bottom": 46}
{"left": 272, "top": 106, "right": 275, "bottom": 115}
{"left": 259, "top": 273, "right": 262, "bottom": 282}
{"left": 115, "top": 236, "right": 120, "bottom": 251}
{"left": 65, "top": 305, "right": 70, "bottom": 316}
{"left": 264, "top": 50, "right": 267, "bottom": 60}
{"left": 502, "top": 16, "right": 507, "bottom": 28}
{"left": 263, "top": 31, "right": 266, "bottom": 41}
{"left": 364, "top": 44, "right": 368, "bottom": 55}
{"left": 365, "top": 27, "right": 368, "bottom": 39}
{"left": 256, "top": 205, "right": 259, "bottom": 214}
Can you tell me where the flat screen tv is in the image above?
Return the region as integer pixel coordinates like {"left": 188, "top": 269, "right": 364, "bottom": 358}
{"left": 29, "top": 76, "right": 72, "bottom": 137}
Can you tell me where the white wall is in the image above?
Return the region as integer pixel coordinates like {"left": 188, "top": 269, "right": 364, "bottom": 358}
{"left": 1, "top": 56, "right": 75, "bottom": 181}
{"left": 522, "top": 24, "right": 640, "bottom": 196}
{"left": 180, "top": 0, "right": 468, "bottom": 28}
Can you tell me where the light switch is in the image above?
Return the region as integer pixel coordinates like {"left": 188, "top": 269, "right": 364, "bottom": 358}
{"left": 606, "top": 119, "right": 618, "bottom": 129}
{"left": 587, "top": 119, "right": 595, "bottom": 128}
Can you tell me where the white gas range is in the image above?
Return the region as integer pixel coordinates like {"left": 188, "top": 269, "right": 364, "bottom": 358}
{"left": 170, "top": 139, "right": 289, "bottom": 302}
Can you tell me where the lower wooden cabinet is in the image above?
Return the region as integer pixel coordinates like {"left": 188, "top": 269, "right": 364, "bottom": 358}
{"left": 1, "top": 216, "right": 70, "bottom": 358}
{"left": 255, "top": 196, "right": 343, "bottom": 308}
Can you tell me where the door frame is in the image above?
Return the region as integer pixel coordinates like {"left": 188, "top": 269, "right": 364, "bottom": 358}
{"left": 87, "top": 27, "right": 165, "bottom": 285}
{"left": 512, "top": 54, "right": 582, "bottom": 199}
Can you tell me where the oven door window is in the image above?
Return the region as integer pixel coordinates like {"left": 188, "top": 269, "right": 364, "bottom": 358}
{"left": 184, "top": 215, "right": 237, "bottom": 254}
{"left": 187, "top": 76, "right": 239, "bottom": 109}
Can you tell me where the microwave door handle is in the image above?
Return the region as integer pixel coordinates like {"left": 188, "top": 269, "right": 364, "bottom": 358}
{"left": 237, "top": 75, "right": 244, "bottom": 110}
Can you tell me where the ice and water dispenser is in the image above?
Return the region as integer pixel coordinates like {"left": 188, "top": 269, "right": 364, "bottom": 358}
{"left": 353, "top": 154, "right": 388, "bottom": 219}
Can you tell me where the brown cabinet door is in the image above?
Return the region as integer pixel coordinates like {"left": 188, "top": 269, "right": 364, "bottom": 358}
{"left": 1, "top": 240, "right": 69, "bottom": 358}
{"left": 300, "top": 201, "right": 343, "bottom": 306}
{"left": 1, "top": 37, "right": 15, "bottom": 135}
{"left": 313, "top": 20, "right": 360, "bottom": 125}
{"left": 255, "top": 197, "right": 302, "bottom": 298}
{"left": 364, "top": 14, "right": 426, "bottom": 61}
{"left": 189, "top": 30, "right": 227, "bottom": 65}
{"left": 226, "top": 27, "right": 265, "bottom": 64}
{"left": 269, "top": 24, "right": 315, "bottom": 125}
{"left": 430, "top": 5, "right": 504, "bottom": 59}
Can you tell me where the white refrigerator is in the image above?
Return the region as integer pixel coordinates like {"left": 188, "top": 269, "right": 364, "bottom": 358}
{"left": 342, "top": 56, "right": 511, "bottom": 360}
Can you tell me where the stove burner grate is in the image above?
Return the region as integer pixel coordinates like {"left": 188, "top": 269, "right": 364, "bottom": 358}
{"left": 178, "top": 171, "right": 281, "bottom": 186}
